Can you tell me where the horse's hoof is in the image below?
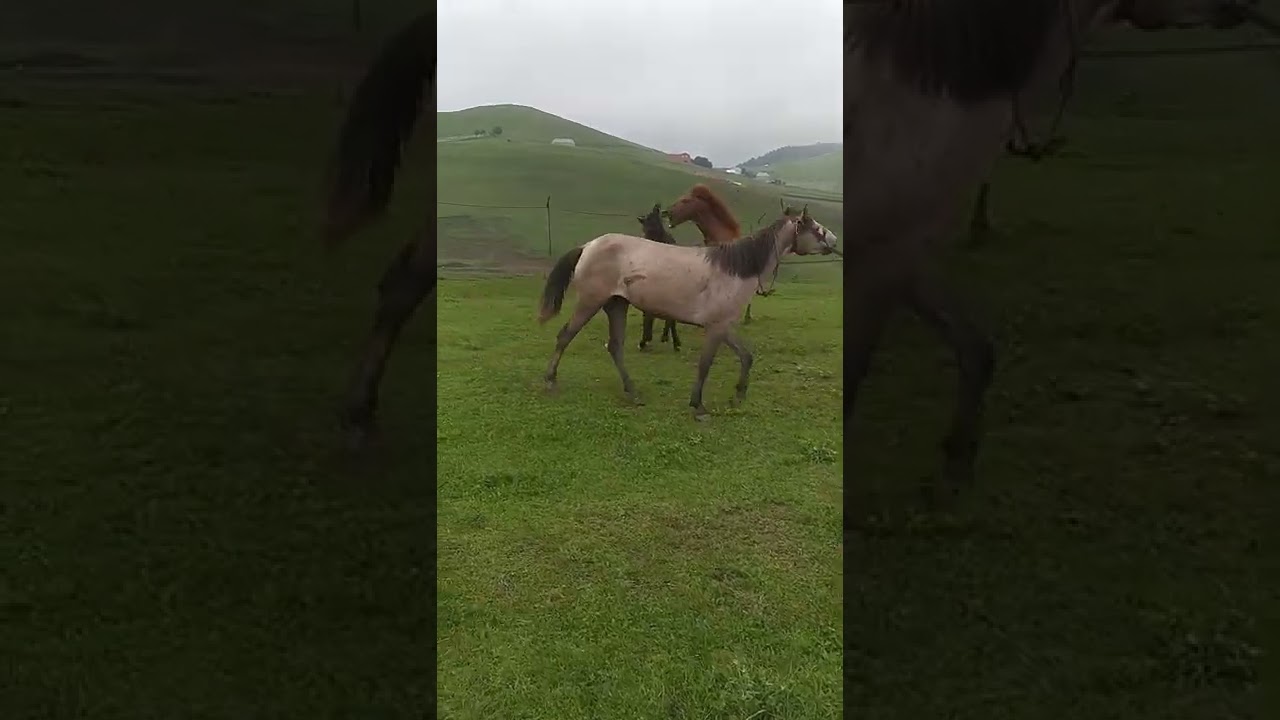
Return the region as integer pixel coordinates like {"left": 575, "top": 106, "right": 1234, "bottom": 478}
{"left": 544, "top": 379, "right": 558, "bottom": 394}
{"left": 627, "top": 394, "right": 645, "bottom": 407}
{"left": 730, "top": 394, "right": 748, "bottom": 408}
{"left": 691, "top": 407, "right": 710, "bottom": 422}
{"left": 638, "top": 343, "right": 650, "bottom": 352}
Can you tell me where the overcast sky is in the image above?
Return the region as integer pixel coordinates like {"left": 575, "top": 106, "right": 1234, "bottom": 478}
{"left": 436, "top": 0, "right": 842, "bottom": 166}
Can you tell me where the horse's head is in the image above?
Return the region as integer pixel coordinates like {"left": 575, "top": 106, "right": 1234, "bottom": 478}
{"left": 662, "top": 191, "right": 701, "bottom": 229}
{"left": 788, "top": 205, "right": 840, "bottom": 256}
{"left": 636, "top": 203, "right": 669, "bottom": 241}
{"left": 1110, "top": 0, "right": 1255, "bottom": 30}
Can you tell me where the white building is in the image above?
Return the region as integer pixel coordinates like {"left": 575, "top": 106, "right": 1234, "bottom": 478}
{"left": 725, "top": 166, "right": 743, "bottom": 175}
{"left": 550, "top": 137, "right": 576, "bottom": 147}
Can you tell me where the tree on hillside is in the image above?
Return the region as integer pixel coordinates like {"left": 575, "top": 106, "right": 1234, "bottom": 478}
{"left": 491, "top": 125, "right": 504, "bottom": 136}
{"left": 692, "top": 156, "right": 712, "bottom": 169}
{"left": 473, "top": 129, "right": 486, "bottom": 136}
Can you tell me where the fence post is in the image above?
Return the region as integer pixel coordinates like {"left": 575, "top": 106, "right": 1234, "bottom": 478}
{"left": 546, "top": 195, "right": 552, "bottom": 257}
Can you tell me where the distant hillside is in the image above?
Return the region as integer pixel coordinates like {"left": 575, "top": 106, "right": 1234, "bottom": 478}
{"left": 765, "top": 150, "right": 843, "bottom": 194}
{"left": 740, "top": 142, "right": 841, "bottom": 169}
{"left": 435, "top": 104, "right": 843, "bottom": 277}
{"left": 438, "top": 104, "right": 657, "bottom": 154}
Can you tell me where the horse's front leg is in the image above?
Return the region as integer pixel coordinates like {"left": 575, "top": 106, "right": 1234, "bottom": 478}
{"left": 689, "top": 326, "right": 726, "bottom": 420}
{"left": 722, "top": 331, "right": 754, "bottom": 406}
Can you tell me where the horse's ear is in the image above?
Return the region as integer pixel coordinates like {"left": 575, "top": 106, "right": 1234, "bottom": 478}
{"left": 636, "top": 216, "right": 645, "bottom": 224}
{"left": 780, "top": 198, "right": 787, "bottom": 213}
{"left": 801, "top": 204, "right": 810, "bottom": 218}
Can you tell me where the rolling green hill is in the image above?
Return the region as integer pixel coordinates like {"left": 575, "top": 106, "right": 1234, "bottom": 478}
{"left": 762, "top": 150, "right": 843, "bottom": 194}
{"left": 437, "top": 104, "right": 656, "bottom": 154}
{"left": 435, "top": 105, "right": 843, "bottom": 279}
{"left": 740, "top": 142, "right": 841, "bottom": 169}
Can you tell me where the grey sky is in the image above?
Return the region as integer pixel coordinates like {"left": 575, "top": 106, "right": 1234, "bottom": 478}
{"left": 436, "top": 0, "right": 842, "bottom": 167}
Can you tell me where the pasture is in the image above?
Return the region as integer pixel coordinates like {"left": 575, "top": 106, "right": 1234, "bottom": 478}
{"left": 435, "top": 103, "right": 844, "bottom": 716}
{"left": 0, "top": 10, "right": 1277, "bottom": 720}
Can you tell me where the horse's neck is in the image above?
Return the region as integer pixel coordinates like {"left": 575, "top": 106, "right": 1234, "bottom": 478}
{"left": 754, "top": 229, "right": 791, "bottom": 281}
{"left": 696, "top": 216, "right": 736, "bottom": 246}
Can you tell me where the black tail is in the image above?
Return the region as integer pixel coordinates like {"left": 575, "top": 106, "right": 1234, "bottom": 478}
{"left": 538, "top": 246, "right": 584, "bottom": 323}
{"left": 322, "top": 12, "right": 432, "bottom": 247}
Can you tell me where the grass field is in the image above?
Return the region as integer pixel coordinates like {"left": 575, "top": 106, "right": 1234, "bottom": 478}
{"left": 434, "top": 95, "right": 844, "bottom": 718}
{"left": 3, "top": 9, "right": 1280, "bottom": 720}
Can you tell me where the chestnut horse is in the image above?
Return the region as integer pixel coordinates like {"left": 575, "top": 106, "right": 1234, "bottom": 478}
{"left": 661, "top": 184, "right": 766, "bottom": 325}
{"left": 538, "top": 208, "right": 839, "bottom": 418}
{"left": 634, "top": 203, "right": 683, "bottom": 352}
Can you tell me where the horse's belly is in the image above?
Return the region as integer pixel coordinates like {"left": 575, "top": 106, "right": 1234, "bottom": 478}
{"left": 619, "top": 267, "right": 710, "bottom": 324}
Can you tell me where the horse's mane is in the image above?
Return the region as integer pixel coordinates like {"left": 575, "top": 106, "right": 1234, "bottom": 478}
{"left": 704, "top": 215, "right": 790, "bottom": 279}
{"left": 688, "top": 184, "right": 742, "bottom": 239}
{"left": 848, "top": 0, "right": 1064, "bottom": 104}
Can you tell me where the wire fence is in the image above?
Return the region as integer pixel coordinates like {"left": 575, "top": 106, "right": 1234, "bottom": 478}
{"left": 437, "top": 197, "right": 843, "bottom": 266}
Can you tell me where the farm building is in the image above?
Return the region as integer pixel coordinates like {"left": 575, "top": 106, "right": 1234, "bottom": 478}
{"left": 725, "top": 167, "right": 743, "bottom": 175}
{"left": 665, "top": 152, "right": 693, "bottom": 164}
{"left": 550, "top": 137, "right": 576, "bottom": 147}
{"left": 755, "top": 171, "right": 771, "bottom": 179}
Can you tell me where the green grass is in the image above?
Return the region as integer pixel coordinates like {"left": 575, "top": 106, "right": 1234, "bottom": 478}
{"left": 437, "top": 278, "right": 842, "bottom": 718}
{"left": 432, "top": 102, "right": 845, "bottom": 717}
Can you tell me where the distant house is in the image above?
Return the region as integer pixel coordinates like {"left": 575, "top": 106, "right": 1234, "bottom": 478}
{"left": 725, "top": 167, "right": 743, "bottom": 175}
{"left": 665, "top": 152, "right": 693, "bottom": 164}
{"left": 551, "top": 137, "right": 576, "bottom": 147}
{"left": 755, "top": 171, "right": 771, "bottom": 180}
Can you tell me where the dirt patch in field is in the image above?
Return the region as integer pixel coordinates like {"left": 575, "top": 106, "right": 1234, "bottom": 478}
{"left": 437, "top": 214, "right": 550, "bottom": 277}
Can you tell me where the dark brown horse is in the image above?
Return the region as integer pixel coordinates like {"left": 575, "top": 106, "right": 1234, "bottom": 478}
{"left": 634, "top": 203, "right": 682, "bottom": 352}
{"left": 321, "top": 12, "right": 432, "bottom": 445}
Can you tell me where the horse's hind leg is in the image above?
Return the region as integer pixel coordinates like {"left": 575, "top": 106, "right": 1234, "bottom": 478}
{"left": 604, "top": 296, "right": 641, "bottom": 404}
{"left": 342, "top": 237, "right": 433, "bottom": 444}
{"left": 666, "top": 320, "right": 681, "bottom": 351}
{"left": 639, "top": 312, "right": 656, "bottom": 351}
{"left": 742, "top": 303, "right": 753, "bottom": 325}
{"left": 544, "top": 298, "right": 600, "bottom": 391}
{"left": 907, "top": 272, "right": 996, "bottom": 500}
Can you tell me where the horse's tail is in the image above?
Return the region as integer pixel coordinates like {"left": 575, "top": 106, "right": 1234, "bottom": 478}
{"left": 538, "top": 246, "right": 585, "bottom": 324}
{"left": 321, "top": 12, "right": 432, "bottom": 248}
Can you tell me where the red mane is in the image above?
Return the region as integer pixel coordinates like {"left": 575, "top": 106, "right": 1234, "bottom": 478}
{"left": 687, "top": 184, "right": 742, "bottom": 239}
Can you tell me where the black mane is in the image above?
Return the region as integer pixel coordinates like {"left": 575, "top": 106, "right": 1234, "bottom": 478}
{"left": 848, "top": 0, "right": 1063, "bottom": 104}
{"left": 704, "top": 217, "right": 790, "bottom": 279}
